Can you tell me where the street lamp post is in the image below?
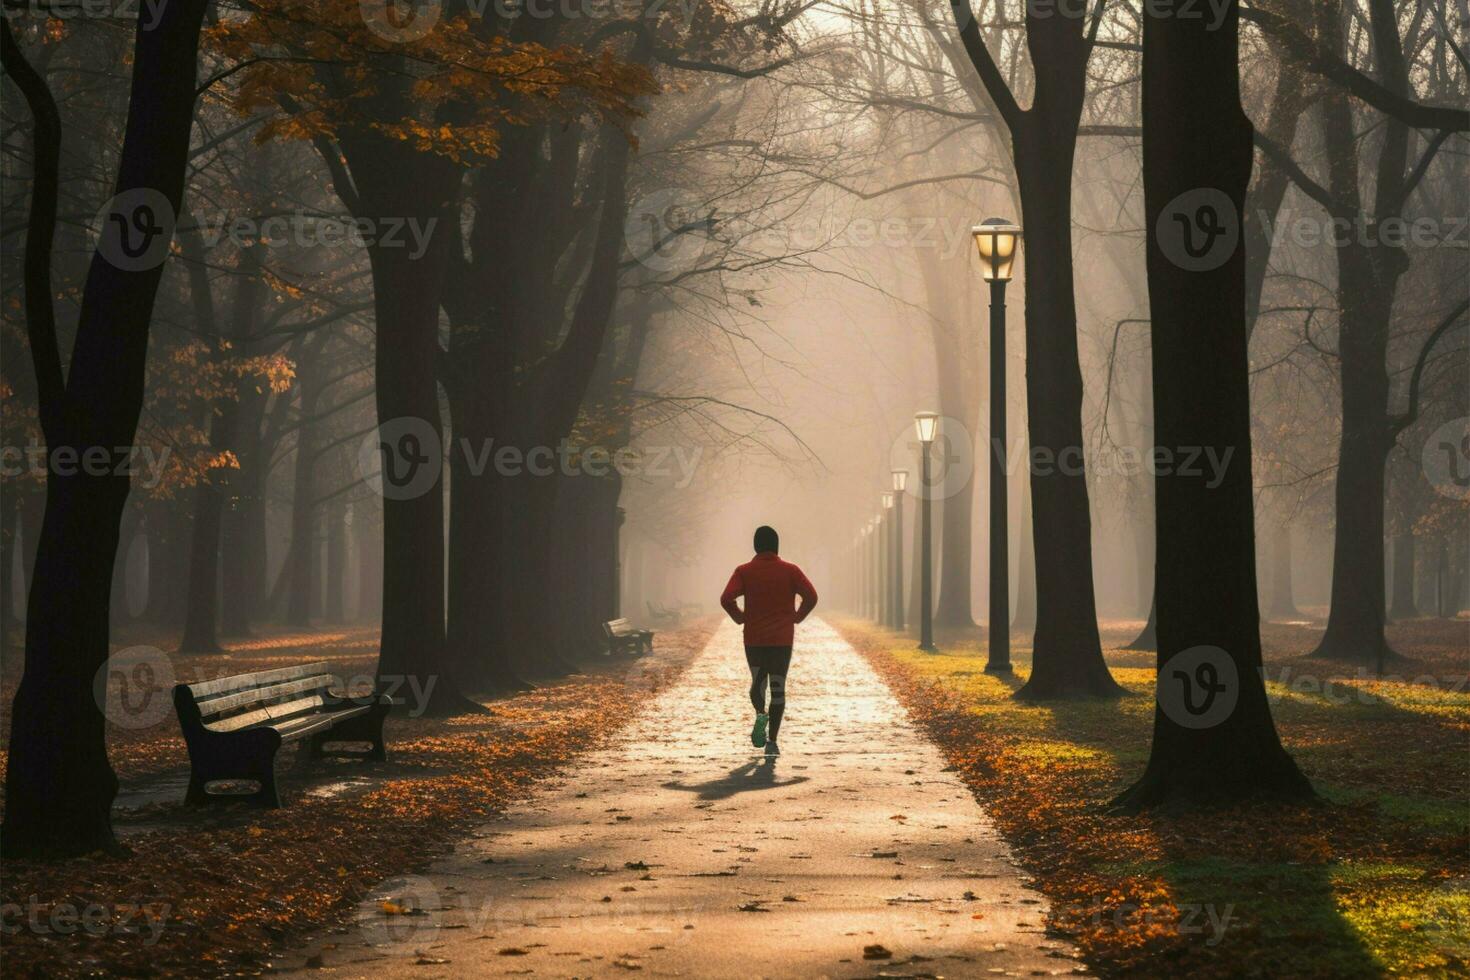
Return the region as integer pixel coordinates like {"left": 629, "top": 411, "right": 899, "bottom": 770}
{"left": 973, "top": 218, "right": 1021, "bottom": 675}
{"left": 914, "top": 412, "right": 939, "bottom": 652}
{"left": 869, "top": 518, "right": 881, "bottom": 622}
{"left": 881, "top": 491, "right": 895, "bottom": 628}
{"left": 891, "top": 470, "right": 907, "bottom": 631}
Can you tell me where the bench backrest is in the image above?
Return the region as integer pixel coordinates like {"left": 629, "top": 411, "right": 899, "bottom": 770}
{"left": 604, "top": 618, "right": 636, "bottom": 636}
{"left": 174, "top": 661, "right": 338, "bottom": 734}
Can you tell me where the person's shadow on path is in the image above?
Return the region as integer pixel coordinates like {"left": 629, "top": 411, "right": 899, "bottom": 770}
{"left": 662, "top": 756, "right": 810, "bottom": 801}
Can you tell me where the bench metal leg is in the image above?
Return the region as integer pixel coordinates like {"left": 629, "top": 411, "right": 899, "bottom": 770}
{"left": 308, "top": 704, "right": 390, "bottom": 763}
{"left": 256, "top": 765, "right": 283, "bottom": 808}
{"left": 184, "top": 773, "right": 210, "bottom": 806}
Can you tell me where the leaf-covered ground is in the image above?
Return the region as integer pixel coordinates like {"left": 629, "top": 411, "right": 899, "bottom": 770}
{"left": 838, "top": 615, "right": 1470, "bottom": 979}
{"left": 0, "top": 621, "right": 712, "bottom": 978}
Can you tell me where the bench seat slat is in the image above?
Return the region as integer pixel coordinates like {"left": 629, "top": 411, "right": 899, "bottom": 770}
{"left": 182, "top": 662, "right": 328, "bottom": 700}
{"left": 206, "top": 694, "right": 322, "bottom": 732}
{"left": 197, "top": 674, "right": 335, "bottom": 718}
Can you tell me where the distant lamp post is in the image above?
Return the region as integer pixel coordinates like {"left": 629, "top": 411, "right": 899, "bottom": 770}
{"left": 881, "top": 491, "right": 895, "bottom": 628}
{"left": 890, "top": 470, "right": 906, "bottom": 632}
{"left": 972, "top": 218, "right": 1021, "bottom": 675}
{"left": 914, "top": 412, "right": 939, "bottom": 652}
{"left": 864, "top": 517, "right": 876, "bottom": 625}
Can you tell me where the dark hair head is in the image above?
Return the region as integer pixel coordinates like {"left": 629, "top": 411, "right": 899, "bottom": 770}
{"left": 753, "top": 525, "right": 779, "bottom": 554}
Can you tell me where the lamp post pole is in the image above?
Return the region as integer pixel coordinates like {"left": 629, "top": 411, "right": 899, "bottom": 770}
{"left": 869, "top": 525, "right": 877, "bottom": 620}
{"left": 876, "top": 499, "right": 887, "bottom": 628}
{"left": 892, "top": 471, "right": 907, "bottom": 632}
{"left": 872, "top": 519, "right": 882, "bottom": 623}
{"left": 915, "top": 413, "right": 938, "bottom": 652}
{"left": 862, "top": 525, "right": 871, "bottom": 620}
{"left": 869, "top": 521, "right": 880, "bottom": 622}
{"left": 919, "top": 445, "right": 935, "bottom": 650}
{"left": 986, "top": 276, "right": 1012, "bottom": 674}
{"left": 972, "top": 217, "right": 1020, "bottom": 674}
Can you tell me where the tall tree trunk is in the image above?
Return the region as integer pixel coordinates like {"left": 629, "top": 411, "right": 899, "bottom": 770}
{"left": 355, "top": 502, "right": 381, "bottom": 624}
{"left": 109, "top": 506, "right": 142, "bottom": 628}
{"left": 284, "top": 358, "right": 320, "bottom": 628}
{"left": 1265, "top": 529, "right": 1302, "bottom": 621}
{"left": 1388, "top": 531, "right": 1418, "bottom": 621}
{"left": 1309, "top": 0, "right": 1411, "bottom": 667}
{"left": 1012, "top": 477, "right": 1035, "bottom": 632}
{"left": 1012, "top": 131, "right": 1120, "bottom": 698}
{"left": 342, "top": 138, "right": 481, "bottom": 717}
{"left": 325, "top": 501, "right": 347, "bottom": 623}
{"left": 920, "top": 259, "right": 977, "bottom": 628}
{"left": 217, "top": 242, "right": 266, "bottom": 636}
{"left": 144, "top": 501, "right": 191, "bottom": 626}
{"left": 950, "top": 0, "right": 1121, "bottom": 698}
{"left": 0, "top": 492, "right": 18, "bottom": 654}
{"left": 443, "top": 355, "right": 528, "bottom": 693}
{"left": 1115, "top": 0, "right": 1311, "bottom": 808}
{"left": 1, "top": 0, "right": 208, "bottom": 857}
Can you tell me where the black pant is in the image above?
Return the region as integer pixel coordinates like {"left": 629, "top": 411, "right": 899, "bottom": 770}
{"left": 745, "top": 645, "right": 791, "bottom": 742}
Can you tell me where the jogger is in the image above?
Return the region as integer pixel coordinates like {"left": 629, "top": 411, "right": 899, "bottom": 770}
{"left": 720, "top": 526, "right": 817, "bottom": 755}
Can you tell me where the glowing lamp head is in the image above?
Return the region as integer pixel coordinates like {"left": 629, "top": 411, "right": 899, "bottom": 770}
{"left": 972, "top": 217, "right": 1021, "bottom": 282}
{"left": 882, "top": 491, "right": 894, "bottom": 509}
{"left": 891, "top": 469, "right": 907, "bottom": 492}
{"left": 913, "top": 412, "right": 939, "bottom": 445}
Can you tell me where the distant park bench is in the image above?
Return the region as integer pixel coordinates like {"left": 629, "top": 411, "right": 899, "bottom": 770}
{"left": 603, "top": 618, "right": 654, "bottom": 656}
{"left": 173, "top": 662, "right": 392, "bottom": 807}
{"left": 674, "top": 599, "right": 702, "bottom": 615}
{"left": 647, "top": 600, "right": 683, "bottom": 625}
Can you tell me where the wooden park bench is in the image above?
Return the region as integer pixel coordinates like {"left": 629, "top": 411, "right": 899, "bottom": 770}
{"left": 603, "top": 618, "right": 654, "bottom": 656}
{"left": 173, "top": 662, "right": 392, "bottom": 807}
{"left": 647, "top": 600, "right": 683, "bottom": 625}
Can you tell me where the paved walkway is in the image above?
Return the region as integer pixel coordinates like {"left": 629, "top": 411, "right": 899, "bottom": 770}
{"left": 281, "top": 618, "right": 1087, "bottom": 978}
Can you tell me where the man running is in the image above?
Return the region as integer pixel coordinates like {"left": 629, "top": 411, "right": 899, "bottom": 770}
{"left": 719, "top": 526, "right": 818, "bottom": 756}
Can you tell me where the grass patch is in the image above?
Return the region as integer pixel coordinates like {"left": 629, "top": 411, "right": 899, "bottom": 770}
{"left": 839, "top": 617, "right": 1470, "bottom": 979}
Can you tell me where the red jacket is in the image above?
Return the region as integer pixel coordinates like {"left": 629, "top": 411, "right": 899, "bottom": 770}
{"left": 720, "top": 552, "right": 818, "bottom": 646}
